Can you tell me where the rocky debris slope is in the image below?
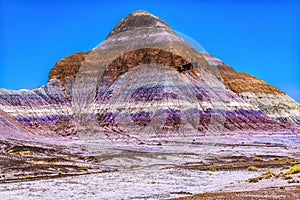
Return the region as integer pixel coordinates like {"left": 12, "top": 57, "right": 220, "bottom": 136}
{"left": 0, "top": 109, "right": 30, "bottom": 140}
{"left": 0, "top": 10, "right": 299, "bottom": 139}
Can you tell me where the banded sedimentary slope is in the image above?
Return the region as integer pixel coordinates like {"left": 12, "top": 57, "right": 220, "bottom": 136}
{"left": 0, "top": 10, "right": 299, "bottom": 140}
{"left": 201, "top": 52, "right": 300, "bottom": 124}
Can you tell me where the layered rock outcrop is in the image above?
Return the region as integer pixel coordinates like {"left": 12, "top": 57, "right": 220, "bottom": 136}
{"left": 0, "top": 10, "right": 299, "bottom": 139}
{"left": 201, "top": 52, "right": 300, "bottom": 124}
{"left": 49, "top": 52, "right": 89, "bottom": 84}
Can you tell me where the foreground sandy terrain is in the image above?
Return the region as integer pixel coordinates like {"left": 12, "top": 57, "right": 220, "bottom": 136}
{"left": 0, "top": 133, "right": 299, "bottom": 199}
{"left": 170, "top": 186, "right": 300, "bottom": 200}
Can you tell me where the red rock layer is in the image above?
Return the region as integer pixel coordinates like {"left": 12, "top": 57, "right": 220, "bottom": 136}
{"left": 98, "top": 48, "right": 192, "bottom": 89}
{"left": 48, "top": 52, "right": 89, "bottom": 85}
{"left": 218, "top": 66, "right": 284, "bottom": 94}
{"left": 48, "top": 48, "right": 192, "bottom": 90}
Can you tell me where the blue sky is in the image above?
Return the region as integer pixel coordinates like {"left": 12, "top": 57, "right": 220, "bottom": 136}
{"left": 0, "top": 0, "right": 299, "bottom": 101}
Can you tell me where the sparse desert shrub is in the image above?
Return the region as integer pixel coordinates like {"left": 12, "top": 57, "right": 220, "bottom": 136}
{"left": 209, "top": 168, "right": 217, "bottom": 172}
{"left": 78, "top": 166, "right": 89, "bottom": 171}
{"left": 227, "top": 164, "right": 234, "bottom": 168}
{"left": 283, "top": 175, "right": 293, "bottom": 180}
{"left": 284, "top": 164, "right": 300, "bottom": 175}
{"left": 252, "top": 156, "right": 263, "bottom": 161}
{"left": 247, "top": 166, "right": 258, "bottom": 171}
{"left": 248, "top": 177, "right": 262, "bottom": 183}
{"left": 130, "top": 165, "right": 140, "bottom": 169}
{"left": 7, "top": 150, "right": 33, "bottom": 156}
{"left": 25, "top": 175, "right": 32, "bottom": 179}
{"left": 15, "top": 151, "right": 33, "bottom": 156}
{"left": 262, "top": 171, "right": 275, "bottom": 179}
{"left": 288, "top": 179, "right": 300, "bottom": 184}
{"left": 279, "top": 186, "right": 285, "bottom": 190}
{"left": 27, "top": 160, "right": 55, "bottom": 165}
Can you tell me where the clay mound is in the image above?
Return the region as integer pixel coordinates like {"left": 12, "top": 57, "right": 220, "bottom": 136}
{"left": 0, "top": 10, "right": 299, "bottom": 136}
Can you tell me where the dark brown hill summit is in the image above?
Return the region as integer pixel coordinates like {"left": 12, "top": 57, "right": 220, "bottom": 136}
{"left": 107, "top": 10, "right": 171, "bottom": 38}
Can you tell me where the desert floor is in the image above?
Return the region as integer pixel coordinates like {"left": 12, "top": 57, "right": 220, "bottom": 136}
{"left": 0, "top": 133, "right": 299, "bottom": 199}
